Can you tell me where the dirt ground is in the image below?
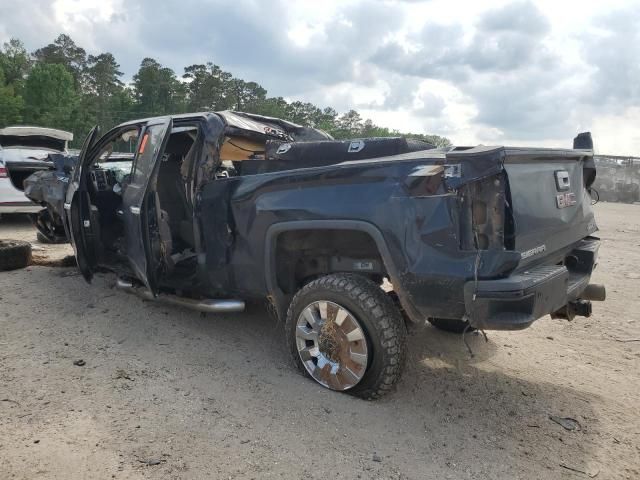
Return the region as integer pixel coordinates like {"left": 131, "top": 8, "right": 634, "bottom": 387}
{"left": 0, "top": 203, "right": 638, "bottom": 480}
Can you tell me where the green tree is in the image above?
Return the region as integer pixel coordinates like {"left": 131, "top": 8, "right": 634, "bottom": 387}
{"left": 83, "top": 53, "right": 126, "bottom": 127}
{"left": 132, "top": 58, "right": 185, "bottom": 116}
{"left": 402, "top": 132, "right": 451, "bottom": 148}
{"left": 85, "top": 53, "right": 123, "bottom": 97}
{"left": 360, "top": 119, "right": 390, "bottom": 137}
{"left": 22, "top": 63, "right": 77, "bottom": 130}
{"left": 0, "top": 38, "right": 31, "bottom": 89}
{"left": 0, "top": 66, "right": 24, "bottom": 127}
{"left": 332, "top": 109, "right": 364, "bottom": 138}
{"left": 183, "top": 63, "right": 233, "bottom": 111}
{"left": 5, "top": 33, "right": 451, "bottom": 147}
{"left": 228, "top": 79, "right": 267, "bottom": 111}
{"left": 33, "top": 34, "right": 87, "bottom": 89}
{"left": 253, "top": 96, "right": 293, "bottom": 119}
{"left": 286, "top": 101, "right": 321, "bottom": 127}
{"left": 314, "top": 107, "right": 338, "bottom": 134}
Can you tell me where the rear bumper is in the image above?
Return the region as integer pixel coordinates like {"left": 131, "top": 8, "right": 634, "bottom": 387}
{"left": 0, "top": 202, "right": 42, "bottom": 213}
{"left": 463, "top": 238, "right": 603, "bottom": 330}
{"left": 0, "top": 177, "right": 42, "bottom": 213}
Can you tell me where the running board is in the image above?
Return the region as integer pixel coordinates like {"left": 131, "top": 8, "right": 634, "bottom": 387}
{"left": 116, "top": 278, "right": 245, "bottom": 313}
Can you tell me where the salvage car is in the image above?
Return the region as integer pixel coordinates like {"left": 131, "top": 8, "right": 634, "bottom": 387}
{"left": 27, "top": 111, "right": 606, "bottom": 398}
{"left": 0, "top": 126, "right": 73, "bottom": 215}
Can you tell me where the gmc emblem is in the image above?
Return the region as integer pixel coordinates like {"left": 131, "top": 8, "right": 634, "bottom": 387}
{"left": 556, "top": 192, "right": 577, "bottom": 208}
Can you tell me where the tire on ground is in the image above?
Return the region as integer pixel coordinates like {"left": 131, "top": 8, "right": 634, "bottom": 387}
{"left": 0, "top": 240, "right": 32, "bottom": 271}
{"left": 286, "top": 273, "right": 407, "bottom": 400}
{"left": 428, "top": 317, "right": 474, "bottom": 334}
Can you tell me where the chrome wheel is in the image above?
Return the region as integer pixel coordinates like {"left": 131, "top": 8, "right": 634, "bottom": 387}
{"left": 295, "top": 300, "right": 369, "bottom": 391}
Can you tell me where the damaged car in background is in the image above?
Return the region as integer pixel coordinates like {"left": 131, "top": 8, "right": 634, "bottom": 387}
{"left": 24, "top": 151, "right": 135, "bottom": 243}
{"left": 24, "top": 111, "right": 606, "bottom": 399}
{"left": 0, "top": 126, "right": 75, "bottom": 242}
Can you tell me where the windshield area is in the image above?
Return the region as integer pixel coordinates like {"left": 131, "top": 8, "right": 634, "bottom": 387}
{"left": 85, "top": 126, "right": 140, "bottom": 194}
{"left": 94, "top": 128, "right": 139, "bottom": 164}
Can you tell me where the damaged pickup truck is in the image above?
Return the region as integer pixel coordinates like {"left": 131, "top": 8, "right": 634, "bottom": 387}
{"left": 30, "top": 111, "right": 606, "bottom": 398}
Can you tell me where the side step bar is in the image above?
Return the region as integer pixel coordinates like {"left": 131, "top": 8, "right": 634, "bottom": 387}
{"left": 116, "top": 278, "right": 245, "bottom": 313}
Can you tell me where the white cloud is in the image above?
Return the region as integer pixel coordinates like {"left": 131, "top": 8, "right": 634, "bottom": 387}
{"left": 1, "top": 0, "right": 639, "bottom": 154}
{"left": 590, "top": 107, "right": 640, "bottom": 156}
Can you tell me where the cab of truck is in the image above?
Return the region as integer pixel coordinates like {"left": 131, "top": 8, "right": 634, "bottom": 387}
{"left": 62, "top": 112, "right": 333, "bottom": 292}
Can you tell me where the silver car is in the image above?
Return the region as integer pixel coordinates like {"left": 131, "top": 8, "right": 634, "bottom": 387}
{"left": 0, "top": 126, "right": 73, "bottom": 214}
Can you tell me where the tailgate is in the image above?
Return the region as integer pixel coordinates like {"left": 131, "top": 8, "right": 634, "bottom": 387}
{"left": 503, "top": 149, "right": 597, "bottom": 266}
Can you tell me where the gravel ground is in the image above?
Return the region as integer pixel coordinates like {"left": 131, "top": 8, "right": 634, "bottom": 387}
{"left": 0, "top": 203, "right": 639, "bottom": 479}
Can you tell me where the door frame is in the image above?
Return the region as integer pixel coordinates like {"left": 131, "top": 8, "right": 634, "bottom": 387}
{"left": 121, "top": 117, "right": 173, "bottom": 294}
{"left": 64, "top": 125, "right": 100, "bottom": 281}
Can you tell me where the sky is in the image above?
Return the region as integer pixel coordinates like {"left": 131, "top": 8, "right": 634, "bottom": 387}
{"left": 0, "top": 0, "right": 639, "bottom": 155}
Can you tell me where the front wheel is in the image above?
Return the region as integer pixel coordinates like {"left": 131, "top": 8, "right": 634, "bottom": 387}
{"left": 285, "top": 273, "right": 407, "bottom": 399}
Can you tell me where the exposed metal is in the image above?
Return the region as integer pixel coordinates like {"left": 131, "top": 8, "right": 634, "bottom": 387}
{"left": 580, "top": 284, "right": 607, "bottom": 302}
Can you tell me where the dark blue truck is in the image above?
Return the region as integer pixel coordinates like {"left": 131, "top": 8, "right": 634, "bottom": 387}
{"left": 32, "top": 111, "right": 605, "bottom": 398}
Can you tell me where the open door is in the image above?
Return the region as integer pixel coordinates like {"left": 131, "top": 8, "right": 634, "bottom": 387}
{"left": 64, "top": 125, "right": 100, "bottom": 282}
{"left": 121, "top": 117, "right": 173, "bottom": 295}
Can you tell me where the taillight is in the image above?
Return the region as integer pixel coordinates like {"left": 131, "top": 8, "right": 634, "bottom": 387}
{"left": 459, "top": 173, "right": 508, "bottom": 251}
{"left": 0, "top": 166, "right": 7, "bottom": 178}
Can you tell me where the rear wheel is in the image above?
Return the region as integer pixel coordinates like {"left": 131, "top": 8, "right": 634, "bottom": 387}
{"left": 36, "top": 231, "right": 67, "bottom": 244}
{"left": 32, "top": 210, "right": 68, "bottom": 244}
{"left": 428, "top": 317, "right": 474, "bottom": 334}
{"left": 285, "top": 273, "right": 407, "bottom": 399}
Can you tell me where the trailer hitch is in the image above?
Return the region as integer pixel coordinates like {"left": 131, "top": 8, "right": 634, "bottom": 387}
{"left": 551, "top": 299, "right": 592, "bottom": 321}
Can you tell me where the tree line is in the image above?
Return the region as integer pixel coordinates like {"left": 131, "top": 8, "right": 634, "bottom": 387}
{"left": 0, "top": 34, "right": 450, "bottom": 148}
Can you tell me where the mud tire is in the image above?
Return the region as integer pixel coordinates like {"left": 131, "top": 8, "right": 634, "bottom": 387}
{"left": 286, "top": 273, "right": 407, "bottom": 400}
{"left": 0, "top": 239, "right": 32, "bottom": 271}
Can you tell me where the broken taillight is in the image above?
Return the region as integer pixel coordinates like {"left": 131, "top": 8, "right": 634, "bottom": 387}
{"left": 459, "top": 173, "right": 509, "bottom": 251}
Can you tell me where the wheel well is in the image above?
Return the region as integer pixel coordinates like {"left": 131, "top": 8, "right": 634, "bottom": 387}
{"left": 274, "top": 229, "right": 386, "bottom": 294}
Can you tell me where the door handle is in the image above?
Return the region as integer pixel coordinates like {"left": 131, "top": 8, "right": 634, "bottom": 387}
{"left": 130, "top": 206, "right": 141, "bottom": 215}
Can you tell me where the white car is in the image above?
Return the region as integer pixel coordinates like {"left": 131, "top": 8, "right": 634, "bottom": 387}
{"left": 0, "top": 126, "right": 73, "bottom": 214}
